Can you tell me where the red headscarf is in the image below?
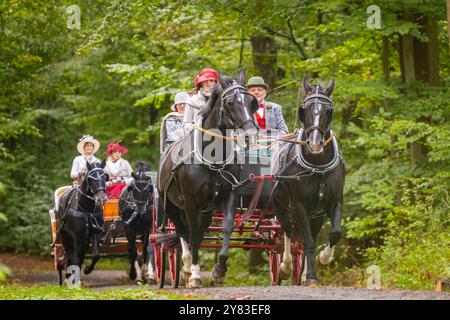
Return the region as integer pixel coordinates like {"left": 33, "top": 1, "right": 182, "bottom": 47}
{"left": 104, "top": 142, "right": 128, "bottom": 156}
{"left": 194, "top": 67, "right": 219, "bottom": 87}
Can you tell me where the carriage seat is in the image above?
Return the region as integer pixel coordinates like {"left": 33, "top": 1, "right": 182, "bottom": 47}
{"left": 52, "top": 186, "right": 72, "bottom": 213}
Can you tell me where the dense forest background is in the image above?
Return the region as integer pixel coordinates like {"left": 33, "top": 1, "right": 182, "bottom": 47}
{"left": 0, "top": 0, "right": 448, "bottom": 290}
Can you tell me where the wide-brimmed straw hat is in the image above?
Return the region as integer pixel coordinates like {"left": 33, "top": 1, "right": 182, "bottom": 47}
{"left": 77, "top": 134, "right": 100, "bottom": 155}
{"left": 170, "top": 92, "right": 193, "bottom": 112}
{"left": 104, "top": 142, "right": 128, "bottom": 156}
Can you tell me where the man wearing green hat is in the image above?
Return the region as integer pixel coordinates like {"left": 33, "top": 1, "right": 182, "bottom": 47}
{"left": 247, "top": 76, "right": 288, "bottom": 135}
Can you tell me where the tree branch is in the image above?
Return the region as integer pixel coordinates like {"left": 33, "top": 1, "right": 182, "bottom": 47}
{"left": 287, "top": 19, "right": 307, "bottom": 60}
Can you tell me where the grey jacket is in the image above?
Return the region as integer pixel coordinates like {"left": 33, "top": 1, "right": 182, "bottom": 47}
{"left": 255, "top": 101, "right": 289, "bottom": 135}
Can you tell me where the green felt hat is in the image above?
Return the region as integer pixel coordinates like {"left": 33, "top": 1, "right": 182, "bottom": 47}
{"left": 246, "top": 76, "right": 269, "bottom": 90}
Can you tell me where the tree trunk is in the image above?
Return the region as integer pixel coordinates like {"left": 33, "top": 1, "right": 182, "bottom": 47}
{"left": 381, "top": 36, "right": 390, "bottom": 83}
{"left": 398, "top": 12, "right": 440, "bottom": 167}
{"left": 400, "top": 34, "right": 416, "bottom": 84}
{"left": 250, "top": 35, "right": 277, "bottom": 87}
{"left": 447, "top": 0, "right": 450, "bottom": 44}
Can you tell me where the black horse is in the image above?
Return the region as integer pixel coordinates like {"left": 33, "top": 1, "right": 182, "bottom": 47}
{"left": 56, "top": 161, "right": 108, "bottom": 286}
{"left": 272, "top": 77, "right": 345, "bottom": 286}
{"left": 119, "top": 161, "right": 154, "bottom": 284}
{"left": 158, "top": 71, "right": 258, "bottom": 288}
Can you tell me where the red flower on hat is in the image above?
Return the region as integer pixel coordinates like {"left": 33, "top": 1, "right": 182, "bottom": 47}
{"left": 194, "top": 67, "right": 219, "bottom": 87}
{"left": 104, "top": 142, "right": 128, "bottom": 156}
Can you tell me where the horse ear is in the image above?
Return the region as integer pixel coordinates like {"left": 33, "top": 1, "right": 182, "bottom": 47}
{"left": 325, "top": 79, "right": 335, "bottom": 96}
{"left": 86, "top": 161, "right": 92, "bottom": 171}
{"left": 218, "top": 73, "right": 226, "bottom": 87}
{"left": 101, "top": 159, "right": 106, "bottom": 169}
{"left": 303, "top": 76, "right": 313, "bottom": 94}
{"left": 239, "top": 69, "right": 246, "bottom": 85}
{"left": 131, "top": 172, "right": 137, "bottom": 180}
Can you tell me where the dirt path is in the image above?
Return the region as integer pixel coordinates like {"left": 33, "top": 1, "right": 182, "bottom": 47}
{"left": 2, "top": 253, "right": 449, "bottom": 300}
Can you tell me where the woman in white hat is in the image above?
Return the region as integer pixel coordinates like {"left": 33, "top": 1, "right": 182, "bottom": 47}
{"left": 49, "top": 134, "right": 101, "bottom": 219}
{"left": 160, "top": 92, "right": 191, "bottom": 153}
{"left": 70, "top": 134, "right": 101, "bottom": 180}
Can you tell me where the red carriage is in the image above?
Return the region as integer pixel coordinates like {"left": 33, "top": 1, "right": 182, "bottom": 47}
{"left": 150, "top": 152, "right": 304, "bottom": 288}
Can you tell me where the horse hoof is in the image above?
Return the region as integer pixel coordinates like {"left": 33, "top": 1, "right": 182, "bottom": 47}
{"left": 279, "top": 263, "right": 291, "bottom": 280}
{"left": 187, "top": 278, "right": 202, "bottom": 289}
{"left": 129, "top": 269, "right": 137, "bottom": 281}
{"left": 182, "top": 270, "right": 191, "bottom": 282}
{"left": 305, "top": 278, "right": 320, "bottom": 287}
{"left": 211, "top": 270, "right": 225, "bottom": 285}
{"left": 83, "top": 266, "right": 92, "bottom": 275}
{"left": 136, "top": 279, "right": 144, "bottom": 285}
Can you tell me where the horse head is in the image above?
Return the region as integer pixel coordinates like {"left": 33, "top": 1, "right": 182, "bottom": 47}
{"left": 84, "top": 161, "right": 108, "bottom": 206}
{"left": 299, "top": 76, "right": 335, "bottom": 154}
{"left": 130, "top": 161, "right": 153, "bottom": 216}
{"left": 201, "top": 70, "right": 259, "bottom": 146}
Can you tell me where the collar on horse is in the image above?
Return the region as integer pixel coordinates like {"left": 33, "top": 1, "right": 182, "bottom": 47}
{"left": 294, "top": 127, "right": 342, "bottom": 174}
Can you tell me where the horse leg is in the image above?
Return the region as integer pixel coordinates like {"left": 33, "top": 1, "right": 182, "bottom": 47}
{"left": 318, "top": 202, "right": 342, "bottom": 266}
{"left": 186, "top": 208, "right": 203, "bottom": 288}
{"left": 180, "top": 236, "right": 192, "bottom": 283}
{"left": 84, "top": 233, "right": 100, "bottom": 275}
{"left": 126, "top": 226, "right": 140, "bottom": 282}
{"left": 141, "top": 227, "right": 154, "bottom": 284}
{"left": 279, "top": 232, "right": 293, "bottom": 280}
{"left": 212, "top": 193, "right": 234, "bottom": 285}
{"left": 293, "top": 200, "right": 319, "bottom": 286}
{"left": 272, "top": 191, "right": 292, "bottom": 280}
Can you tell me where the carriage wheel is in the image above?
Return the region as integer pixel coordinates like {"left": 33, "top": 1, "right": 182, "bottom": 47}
{"left": 167, "top": 220, "right": 180, "bottom": 288}
{"left": 152, "top": 198, "right": 166, "bottom": 288}
{"left": 292, "top": 239, "right": 304, "bottom": 285}
{"left": 168, "top": 246, "right": 181, "bottom": 288}
{"left": 269, "top": 251, "right": 281, "bottom": 286}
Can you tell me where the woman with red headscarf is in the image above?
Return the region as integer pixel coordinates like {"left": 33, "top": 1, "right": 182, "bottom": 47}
{"left": 104, "top": 142, "right": 133, "bottom": 198}
{"left": 183, "top": 67, "right": 220, "bottom": 134}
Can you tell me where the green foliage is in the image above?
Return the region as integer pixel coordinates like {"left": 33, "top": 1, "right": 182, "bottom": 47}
{"left": 0, "top": 285, "right": 210, "bottom": 300}
{"left": 0, "top": 0, "right": 448, "bottom": 291}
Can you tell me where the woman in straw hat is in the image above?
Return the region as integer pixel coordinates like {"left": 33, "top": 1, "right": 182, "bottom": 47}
{"left": 70, "top": 134, "right": 101, "bottom": 180}
{"left": 50, "top": 135, "right": 101, "bottom": 218}
{"left": 104, "top": 142, "right": 133, "bottom": 198}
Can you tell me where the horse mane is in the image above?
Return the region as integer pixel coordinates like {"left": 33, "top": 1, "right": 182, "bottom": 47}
{"left": 200, "top": 76, "right": 236, "bottom": 119}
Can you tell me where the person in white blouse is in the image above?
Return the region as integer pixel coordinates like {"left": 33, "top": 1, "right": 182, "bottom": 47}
{"left": 183, "top": 67, "right": 219, "bottom": 134}
{"left": 50, "top": 135, "right": 101, "bottom": 219}
{"left": 104, "top": 142, "right": 134, "bottom": 198}
{"left": 70, "top": 134, "right": 101, "bottom": 180}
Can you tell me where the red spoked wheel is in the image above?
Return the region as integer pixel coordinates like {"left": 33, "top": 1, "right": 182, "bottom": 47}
{"left": 269, "top": 251, "right": 281, "bottom": 286}
{"left": 292, "top": 239, "right": 304, "bottom": 285}
{"left": 152, "top": 199, "right": 166, "bottom": 288}
{"left": 167, "top": 221, "right": 180, "bottom": 288}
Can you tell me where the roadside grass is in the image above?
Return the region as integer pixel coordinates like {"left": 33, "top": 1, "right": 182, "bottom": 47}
{"left": 0, "top": 284, "right": 211, "bottom": 300}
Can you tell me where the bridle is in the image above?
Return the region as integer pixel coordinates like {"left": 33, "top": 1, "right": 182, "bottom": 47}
{"left": 83, "top": 167, "right": 106, "bottom": 195}
{"left": 300, "top": 87, "right": 334, "bottom": 144}
{"left": 132, "top": 178, "right": 153, "bottom": 204}
{"left": 219, "top": 83, "right": 258, "bottom": 131}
